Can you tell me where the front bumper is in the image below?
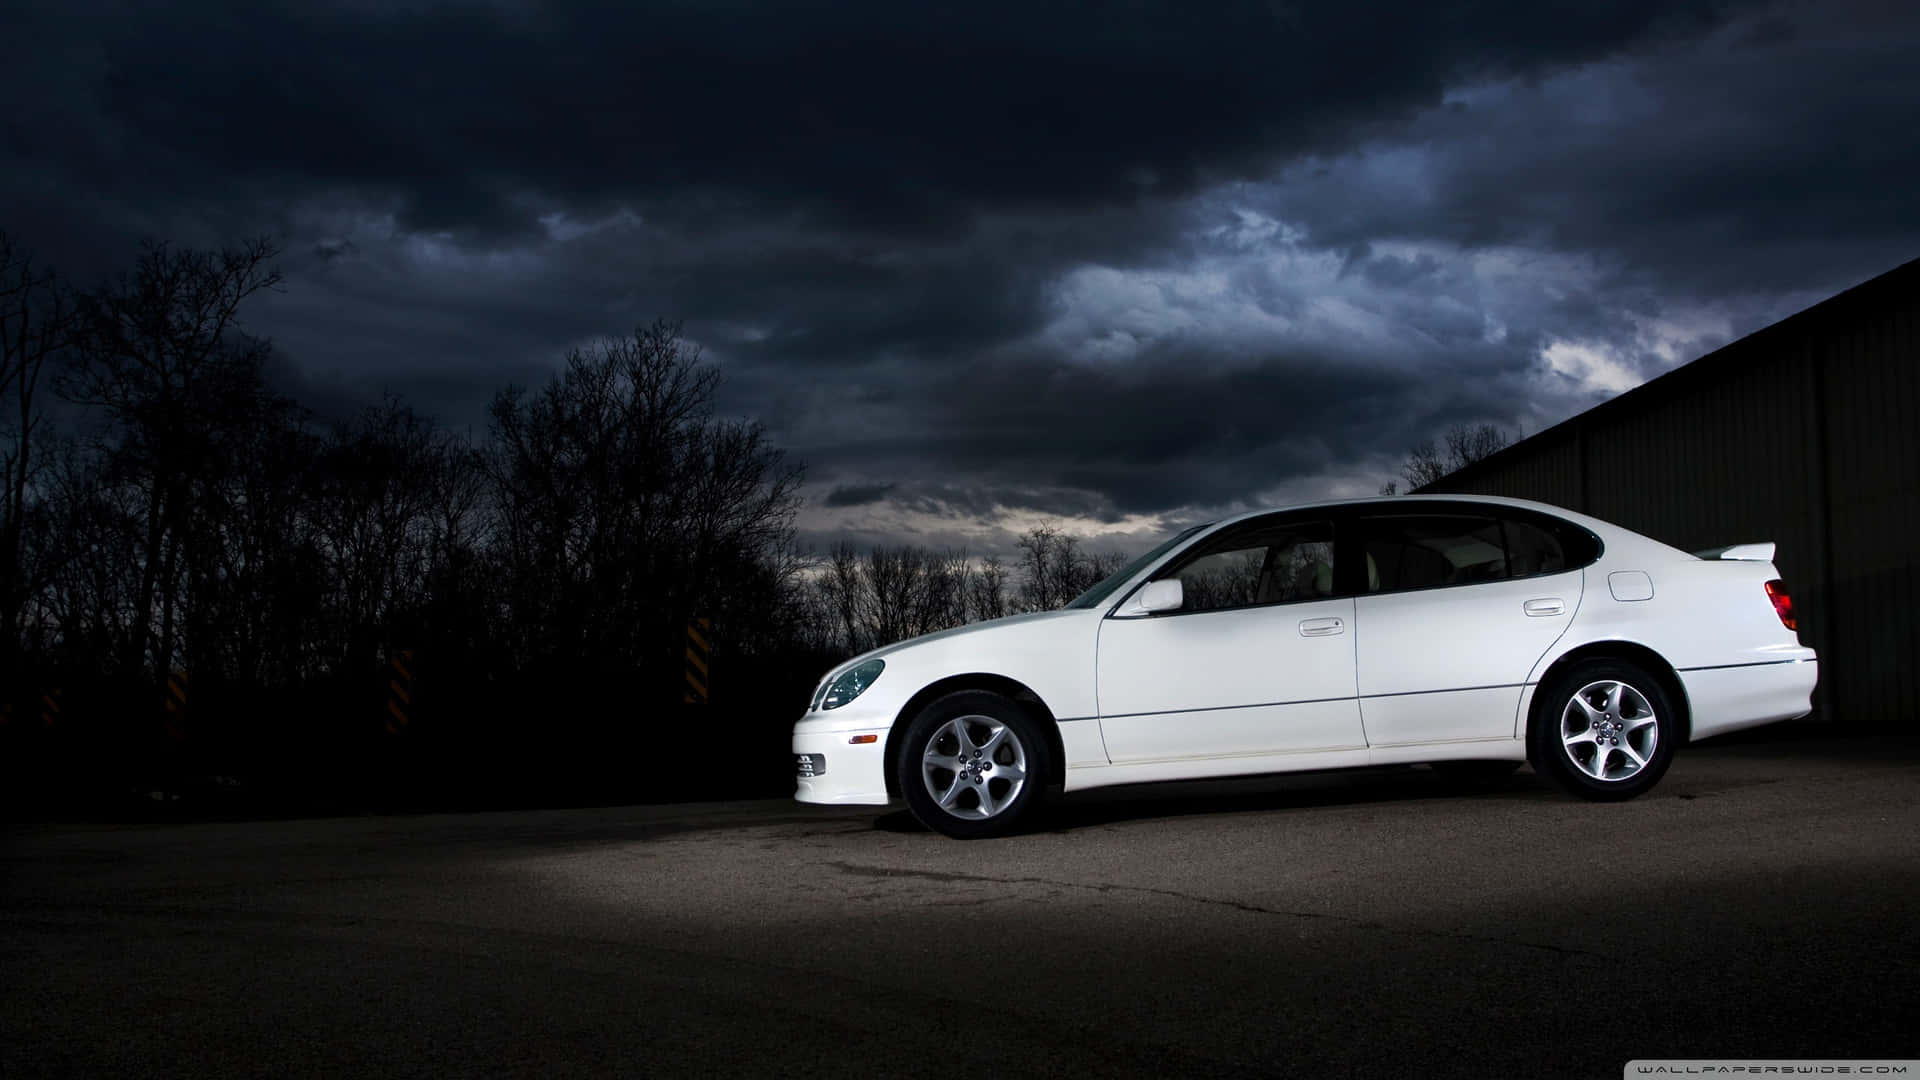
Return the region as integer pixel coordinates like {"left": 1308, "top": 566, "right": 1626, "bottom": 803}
{"left": 791, "top": 705, "right": 893, "bottom": 806}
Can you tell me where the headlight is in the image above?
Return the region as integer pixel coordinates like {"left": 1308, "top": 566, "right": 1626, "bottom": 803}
{"left": 821, "top": 659, "right": 885, "bottom": 710}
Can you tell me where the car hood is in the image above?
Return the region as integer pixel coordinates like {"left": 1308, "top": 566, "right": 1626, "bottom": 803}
{"left": 853, "top": 608, "right": 1094, "bottom": 667}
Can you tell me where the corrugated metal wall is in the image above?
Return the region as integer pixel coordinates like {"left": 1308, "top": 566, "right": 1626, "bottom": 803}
{"left": 1426, "top": 258, "right": 1919, "bottom": 727}
{"left": 1817, "top": 279, "right": 1919, "bottom": 727}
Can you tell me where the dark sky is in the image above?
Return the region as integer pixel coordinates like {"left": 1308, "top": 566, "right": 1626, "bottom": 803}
{"left": 5, "top": 0, "right": 1917, "bottom": 555}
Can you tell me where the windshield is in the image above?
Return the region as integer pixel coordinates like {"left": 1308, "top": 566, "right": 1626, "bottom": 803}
{"left": 1064, "top": 523, "right": 1211, "bottom": 610}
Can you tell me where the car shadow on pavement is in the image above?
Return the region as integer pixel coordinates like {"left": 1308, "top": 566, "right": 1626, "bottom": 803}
{"left": 872, "top": 764, "right": 1543, "bottom": 836}
{"left": 873, "top": 724, "right": 1917, "bottom": 837}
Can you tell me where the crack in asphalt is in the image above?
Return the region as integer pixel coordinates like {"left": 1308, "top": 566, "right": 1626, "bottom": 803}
{"left": 826, "top": 860, "right": 1607, "bottom": 959}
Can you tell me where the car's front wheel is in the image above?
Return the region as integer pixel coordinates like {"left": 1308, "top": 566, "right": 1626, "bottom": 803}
{"left": 1528, "top": 659, "right": 1677, "bottom": 801}
{"left": 897, "top": 690, "right": 1049, "bottom": 839}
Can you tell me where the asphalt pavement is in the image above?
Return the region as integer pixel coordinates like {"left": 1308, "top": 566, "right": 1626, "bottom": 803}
{"left": 4, "top": 731, "right": 1916, "bottom": 1078}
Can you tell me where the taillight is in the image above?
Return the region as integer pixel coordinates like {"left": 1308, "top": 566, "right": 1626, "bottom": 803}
{"left": 1764, "top": 579, "right": 1797, "bottom": 631}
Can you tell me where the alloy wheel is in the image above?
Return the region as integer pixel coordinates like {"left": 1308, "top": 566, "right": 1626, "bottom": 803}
{"left": 920, "top": 714, "right": 1028, "bottom": 819}
{"left": 1559, "top": 679, "right": 1659, "bottom": 783}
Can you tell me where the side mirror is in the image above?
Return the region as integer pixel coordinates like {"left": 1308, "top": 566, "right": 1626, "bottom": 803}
{"left": 1138, "top": 578, "right": 1184, "bottom": 613}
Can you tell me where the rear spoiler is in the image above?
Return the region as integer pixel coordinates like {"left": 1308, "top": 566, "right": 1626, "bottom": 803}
{"left": 1692, "top": 542, "right": 1776, "bottom": 561}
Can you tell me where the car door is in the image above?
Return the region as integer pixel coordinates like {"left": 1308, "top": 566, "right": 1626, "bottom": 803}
{"left": 1351, "top": 510, "right": 1582, "bottom": 748}
{"left": 1096, "top": 516, "right": 1366, "bottom": 764}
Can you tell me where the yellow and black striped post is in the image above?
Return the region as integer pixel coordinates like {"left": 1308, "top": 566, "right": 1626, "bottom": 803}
{"left": 162, "top": 673, "right": 186, "bottom": 739}
{"left": 684, "top": 618, "right": 712, "bottom": 705}
{"left": 40, "top": 689, "right": 62, "bottom": 728}
{"left": 386, "top": 649, "right": 414, "bottom": 735}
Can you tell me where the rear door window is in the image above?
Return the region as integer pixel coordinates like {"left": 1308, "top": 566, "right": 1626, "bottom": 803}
{"left": 1360, "top": 515, "right": 1507, "bottom": 592}
{"left": 1502, "top": 518, "right": 1569, "bottom": 578}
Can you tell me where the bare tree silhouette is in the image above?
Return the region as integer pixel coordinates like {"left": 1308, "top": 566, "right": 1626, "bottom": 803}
{"left": 482, "top": 320, "right": 803, "bottom": 706}
{"left": 0, "top": 233, "right": 74, "bottom": 678}
{"left": 4, "top": 229, "right": 1166, "bottom": 812}
{"left": 1016, "top": 523, "right": 1128, "bottom": 612}
{"left": 1382, "top": 422, "right": 1512, "bottom": 494}
{"left": 58, "top": 238, "right": 285, "bottom": 684}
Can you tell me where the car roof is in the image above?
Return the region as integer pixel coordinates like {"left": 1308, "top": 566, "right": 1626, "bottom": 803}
{"left": 1204, "top": 493, "right": 1618, "bottom": 535}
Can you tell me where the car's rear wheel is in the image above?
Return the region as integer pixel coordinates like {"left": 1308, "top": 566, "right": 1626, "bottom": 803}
{"left": 1528, "top": 660, "right": 1676, "bottom": 801}
{"left": 897, "top": 690, "right": 1049, "bottom": 839}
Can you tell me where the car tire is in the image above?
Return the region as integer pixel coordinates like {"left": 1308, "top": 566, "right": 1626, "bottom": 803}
{"left": 1528, "top": 659, "right": 1677, "bottom": 802}
{"left": 897, "top": 690, "right": 1050, "bottom": 840}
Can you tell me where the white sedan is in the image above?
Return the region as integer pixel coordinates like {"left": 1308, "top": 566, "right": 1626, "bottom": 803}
{"left": 792, "top": 495, "right": 1818, "bottom": 838}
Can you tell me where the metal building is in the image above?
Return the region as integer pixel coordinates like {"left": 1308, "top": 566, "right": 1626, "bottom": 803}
{"left": 1421, "top": 256, "right": 1919, "bottom": 727}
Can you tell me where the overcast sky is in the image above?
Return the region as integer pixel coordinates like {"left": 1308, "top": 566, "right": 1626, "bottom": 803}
{"left": 5, "top": 0, "right": 1917, "bottom": 556}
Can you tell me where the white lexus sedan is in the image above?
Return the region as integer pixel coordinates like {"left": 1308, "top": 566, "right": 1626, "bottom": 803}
{"left": 792, "top": 495, "right": 1818, "bottom": 838}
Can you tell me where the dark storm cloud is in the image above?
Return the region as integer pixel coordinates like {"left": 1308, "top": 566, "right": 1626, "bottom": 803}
{"left": 3, "top": 0, "right": 1770, "bottom": 371}
{"left": 2, "top": 1, "right": 1754, "bottom": 241}
{"left": 5, "top": 0, "right": 1917, "bottom": 550}
{"left": 921, "top": 359, "right": 1398, "bottom": 513}
{"left": 1262, "top": 2, "right": 1920, "bottom": 305}
{"left": 792, "top": 332, "right": 1545, "bottom": 520}
{"left": 823, "top": 482, "right": 896, "bottom": 508}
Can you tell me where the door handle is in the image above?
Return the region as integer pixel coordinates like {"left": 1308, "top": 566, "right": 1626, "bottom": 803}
{"left": 1523, "top": 598, "right": 1565, "bottom": 617}
{"left": 1299, "top": 617, "right": 1344, "bottom": 637}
